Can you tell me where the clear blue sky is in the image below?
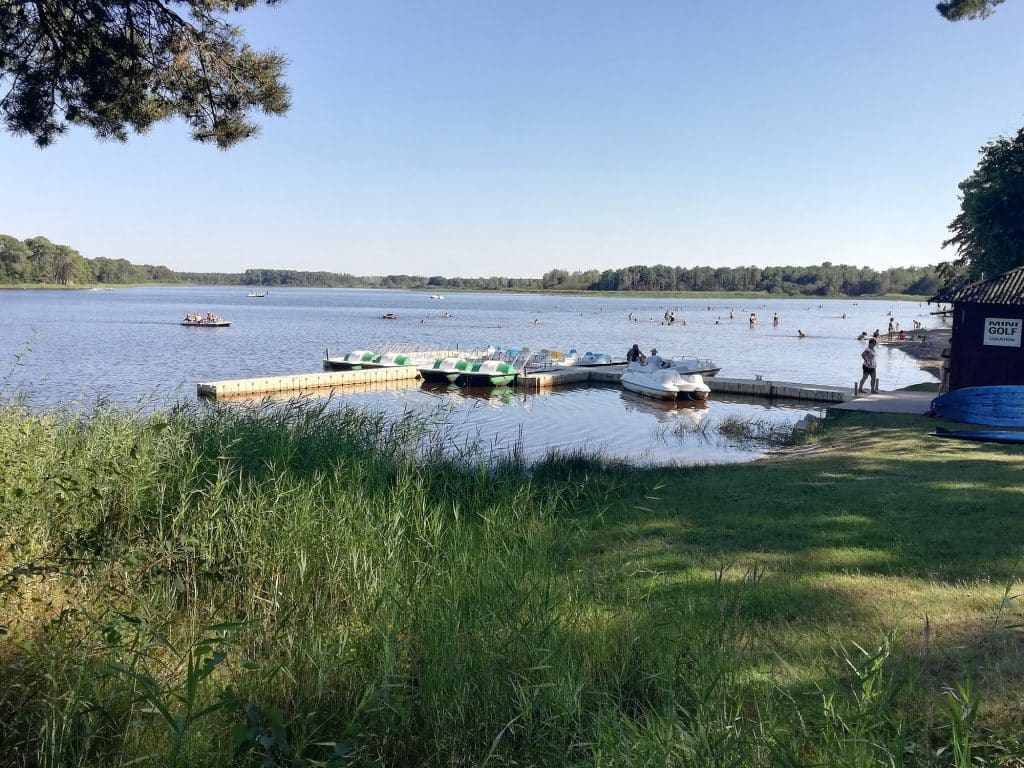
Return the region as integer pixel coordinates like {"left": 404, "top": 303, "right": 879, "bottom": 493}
{"left": 2, "top": 0, "right": 1023, "bottom": 277}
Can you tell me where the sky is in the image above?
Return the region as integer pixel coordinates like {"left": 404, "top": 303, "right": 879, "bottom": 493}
{"left": 2, "top": 0, "right": 1024, "bottom": 278}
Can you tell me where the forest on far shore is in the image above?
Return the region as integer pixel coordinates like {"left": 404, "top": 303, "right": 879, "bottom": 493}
{"left": 0, "top": 233, "right": 943, "bottom": 297}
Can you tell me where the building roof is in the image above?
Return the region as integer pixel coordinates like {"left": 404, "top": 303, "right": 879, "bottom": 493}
{"left": 930, "top": 266, "right": 1024, "bottom": 305}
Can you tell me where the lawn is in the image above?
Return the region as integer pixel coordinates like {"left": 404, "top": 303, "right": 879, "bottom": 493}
{"left": 1, "top": 402, "right": 1021, "bottom": 766}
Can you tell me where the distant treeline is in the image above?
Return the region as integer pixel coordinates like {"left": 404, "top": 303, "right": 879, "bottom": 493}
{"left": 1, "top": 233, "right": 942, "bottom": 296}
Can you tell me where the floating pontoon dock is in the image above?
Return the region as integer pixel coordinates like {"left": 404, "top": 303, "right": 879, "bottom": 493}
{"left": 198, "top": 365, "right": 421, "bottom": 398}
{"left": 199, "top": 363, "right": 853, "bottom": 404}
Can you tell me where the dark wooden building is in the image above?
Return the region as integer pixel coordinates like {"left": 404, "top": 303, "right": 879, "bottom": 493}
{"left": 931, "top": 266, "right": 1024, "bottom": 391}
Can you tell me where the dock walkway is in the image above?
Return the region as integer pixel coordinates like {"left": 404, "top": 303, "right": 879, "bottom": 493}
{"left": 197, "top": 366, "right": 421, "bottom": 399}
{"left": 199, "top": 363, "right": 856, "bottom": 404}
{"left": 830, "top": 390, "right": 936, "bottom": 415}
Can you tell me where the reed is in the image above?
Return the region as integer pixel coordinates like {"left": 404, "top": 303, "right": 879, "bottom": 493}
{"left": 1, "top": 401, "right": 1021, "bottom": 766}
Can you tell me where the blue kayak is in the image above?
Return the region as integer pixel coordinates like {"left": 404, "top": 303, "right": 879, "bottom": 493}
{"left": 932, "top": 427, "right": 1024, "bottom": 445}
{"left": 930, "top": 386, "right": 1024, "bottom": 427}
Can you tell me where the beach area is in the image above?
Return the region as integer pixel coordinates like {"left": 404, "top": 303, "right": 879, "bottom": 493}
{"left": 877, "top": 326, "right": 952, "bottom": 379}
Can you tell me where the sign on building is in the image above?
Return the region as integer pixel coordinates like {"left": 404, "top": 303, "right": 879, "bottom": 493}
{"left": 983, "top": 317, "right": 1023, "bottom": 347}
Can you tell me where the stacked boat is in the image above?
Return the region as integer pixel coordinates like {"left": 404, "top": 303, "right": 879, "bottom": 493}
{"left": 323, "top": 347, "right": 439, "bottom": 371}
{"left": 667, "top": 356, "right": 721, "bottom": 377}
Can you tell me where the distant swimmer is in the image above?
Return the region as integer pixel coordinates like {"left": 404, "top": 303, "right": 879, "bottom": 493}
{"left": 857, "top": 331, "right": 868, "bottom": 340}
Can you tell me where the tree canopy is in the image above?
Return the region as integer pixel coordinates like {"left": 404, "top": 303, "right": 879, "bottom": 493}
{"left": 0, "top": 1, "right": 289, "bottom": 148}
{"left": 0, "top": 232, "right": 943, "bottom": 295}
{"left": 936, "top": 0, "right": 1006, "bottom": 21}
{"left": 942, "top": 127, "right": 1024, "bottom": 284}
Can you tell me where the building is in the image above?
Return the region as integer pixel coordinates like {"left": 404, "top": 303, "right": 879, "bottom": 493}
{"left": 930, "top": 267, "right": 1024, "bottom": 391}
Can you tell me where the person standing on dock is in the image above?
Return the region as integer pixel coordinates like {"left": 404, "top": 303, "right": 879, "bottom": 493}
{"left": 857, "top": 338, "right": 878, "bottom": 395}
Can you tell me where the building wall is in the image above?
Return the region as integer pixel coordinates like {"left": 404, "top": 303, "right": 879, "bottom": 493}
{"left": 950, "top": 302, "right": 1024, "bottom": 390}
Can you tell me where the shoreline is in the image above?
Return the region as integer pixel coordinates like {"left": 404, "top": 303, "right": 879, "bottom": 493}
{"left": 0, "top": 283, "right": 932, "bottom": 302}
{"left": 877, "top": 326, "right": 951, "bottom": 378}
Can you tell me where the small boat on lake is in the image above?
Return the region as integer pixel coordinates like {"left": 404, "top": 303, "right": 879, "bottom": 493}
{"left": 620, "top": 361, "right": 711, "bottom": 401}
{"left": 418, "top": 358, "right": 518, "bottom": 386}
{"left": 458, "top": 359, "right": 519, "bottom": 387}
{"left": 419, "top": 357, "right": 475, "bottom": 383}
{"left": 324, "top": 350, "right": 381, "bottom": 370}
{"left": 382, "top": 312, "right": 398, "bottom": 320}
{"left": 181, "top": 319, "right": 230, "bottom": 327}
{"left": 668, "top": 356, "right": 721, "bottom": 377}
{"left": 429, "top": 294, "right": 444, "bottom": 300}
{"left": 246, "top": 291, "right": 268, "bottom": 298}
{"left": 575, "top": 351, "right": 616, "bottom": 366}
{"left": 181, "top": 313, "right": 230, "bottom": 327}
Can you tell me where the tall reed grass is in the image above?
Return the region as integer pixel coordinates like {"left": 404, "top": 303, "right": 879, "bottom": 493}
{"left": 0, "top": 399, "right": 1016, "bottom": 766}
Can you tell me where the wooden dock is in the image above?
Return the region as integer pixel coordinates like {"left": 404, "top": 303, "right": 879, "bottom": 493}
{"left": 197, "top": 365, "right": 421, "bottom": 399}
{"left": 199, "top": 363, "right": 853, "bottom": 403}
{"left": 517, "top": 366, "right": 853, "bottom": 403}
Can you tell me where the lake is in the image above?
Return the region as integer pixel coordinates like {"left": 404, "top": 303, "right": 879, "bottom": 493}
{"left": 0, "top": 287, "right": 940, "bottom": 464}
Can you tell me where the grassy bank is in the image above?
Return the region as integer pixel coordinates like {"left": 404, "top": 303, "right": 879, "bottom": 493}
{"left": 1, "top": 401, "right": 1022, "bottom": 766}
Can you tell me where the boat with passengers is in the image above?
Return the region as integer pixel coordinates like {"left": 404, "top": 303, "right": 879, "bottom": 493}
{"left": 181, "top": 312, "right": 230, "bottom": 327}
{"left": 620, "top": 357, "right": 711, "bottom": 401}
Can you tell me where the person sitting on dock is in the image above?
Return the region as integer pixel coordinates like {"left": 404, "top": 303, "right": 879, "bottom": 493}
{"left": 797, "top": 329, "right": 807, "bottom": 338}
{"left": 626, "top": 343, "right": 642, "bottom": 363}
{"left": 647, "top": 348, "right": 670, "bottom": 368}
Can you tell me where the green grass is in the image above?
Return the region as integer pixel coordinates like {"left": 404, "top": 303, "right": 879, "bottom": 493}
{"left": 1, "top": 401, "right": 1022, "bottom": 766}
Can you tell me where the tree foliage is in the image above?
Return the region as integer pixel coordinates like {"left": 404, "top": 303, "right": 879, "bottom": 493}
{"left": 0, "top": 232, "right": 943, "bottom": 295}
{"left": 0, "top": 1, "right": 290, "bottom": 148}
{"left": 936, "top": 0, "right": 1006, "bottom": 21}
{"left": 942, "top": 127, "right": 1024, "bottom": 284}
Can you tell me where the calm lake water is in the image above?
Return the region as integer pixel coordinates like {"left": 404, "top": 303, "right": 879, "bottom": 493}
{"left": 0, "top": 287, "right": 940, "bottom": 464}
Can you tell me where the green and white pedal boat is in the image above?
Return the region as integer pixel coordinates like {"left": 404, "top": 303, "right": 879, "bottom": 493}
{"left": 323, "top": 350, "right": 381, "bottom": 370}
{"left": 419, "top": 357, "right": 518, "bottom": 386}
{"left": 419, "top": 357, "right": 475, "bottom": 383}
{"left": 458, "top": 359, "right": 518, "bottom": 387}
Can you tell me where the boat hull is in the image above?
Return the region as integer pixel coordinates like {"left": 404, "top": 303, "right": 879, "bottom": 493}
{"left": 621, "top": 378, "right": 709, "bottom": 401}
{"left": 933, "top": 426, "right": 1024, "bottom": 444}
{"left": 419, "top": 367, "right": 461, "bottom": 384}
{"left": 931, "top": 385, "right": 1024, "bottom": 427}
{"left": 620, "top": 365, "right": 711, "bottom": 402}
{"left": 458, "top": 373, "right": 516, "bottom": 387}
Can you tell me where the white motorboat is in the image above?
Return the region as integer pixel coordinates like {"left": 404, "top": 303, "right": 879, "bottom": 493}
{"left": 668, "top": 356, "right": 721, "bottom": 377}
{"left": 575, "top": 351, "right": 615, "bottom": 366}
{"left": 620, "top": 361, "right": 711, "bottom": 401}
